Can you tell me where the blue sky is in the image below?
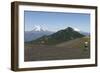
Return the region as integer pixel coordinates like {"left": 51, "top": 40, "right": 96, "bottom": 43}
{"left": 24, "top": 11, "right": 90, "bottom": 32}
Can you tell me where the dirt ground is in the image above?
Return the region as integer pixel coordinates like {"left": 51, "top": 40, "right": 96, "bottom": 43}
{"left": 24, "top": 45, "right": 90, "bottom": 61}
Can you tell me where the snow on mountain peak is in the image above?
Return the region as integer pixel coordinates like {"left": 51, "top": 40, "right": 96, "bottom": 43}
{"left": 32, "top": 25, "right": 46, "bottom": 31}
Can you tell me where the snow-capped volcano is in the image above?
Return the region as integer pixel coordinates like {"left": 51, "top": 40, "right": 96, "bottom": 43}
{"left": 32, "top": 25, "right": 46, "bottom": 32}
{"left": 25, "top": 25, "right": 54, "bottom": 42}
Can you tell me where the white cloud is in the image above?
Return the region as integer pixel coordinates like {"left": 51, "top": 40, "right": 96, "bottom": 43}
{"left": 73, "top": 27, "right": 80, "bottom": 31}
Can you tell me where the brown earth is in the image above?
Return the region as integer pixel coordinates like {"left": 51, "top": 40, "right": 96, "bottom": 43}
{"left": 24, "top": 37, "right": 90, "bottom": 61}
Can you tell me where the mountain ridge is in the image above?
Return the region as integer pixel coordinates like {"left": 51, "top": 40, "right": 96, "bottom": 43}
{"left": 27, "top": 27, "right": 85, "bottom": 45}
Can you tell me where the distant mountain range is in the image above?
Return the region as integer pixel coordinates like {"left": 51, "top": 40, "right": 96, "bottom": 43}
{"left": 79, "top": 31, "right": 90, "bottom": 36}
{"left": 24, "top": 25, "right": 54, "bottom": 42}
{"left": 26, "top": 27, "right": 86, "bottom": 45}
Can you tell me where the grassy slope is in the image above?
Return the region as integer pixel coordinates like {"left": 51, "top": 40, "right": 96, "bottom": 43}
{"left": 56, "top": 36, "right": 90, "bottom": 49}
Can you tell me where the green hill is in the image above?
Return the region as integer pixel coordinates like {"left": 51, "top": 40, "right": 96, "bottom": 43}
{"left": 27, "top": 27, "right": 85, "bottom": 45}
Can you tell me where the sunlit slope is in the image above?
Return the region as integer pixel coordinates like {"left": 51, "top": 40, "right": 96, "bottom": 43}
{"left": 56, "top": 36, "right": 90, "bottom": 49}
